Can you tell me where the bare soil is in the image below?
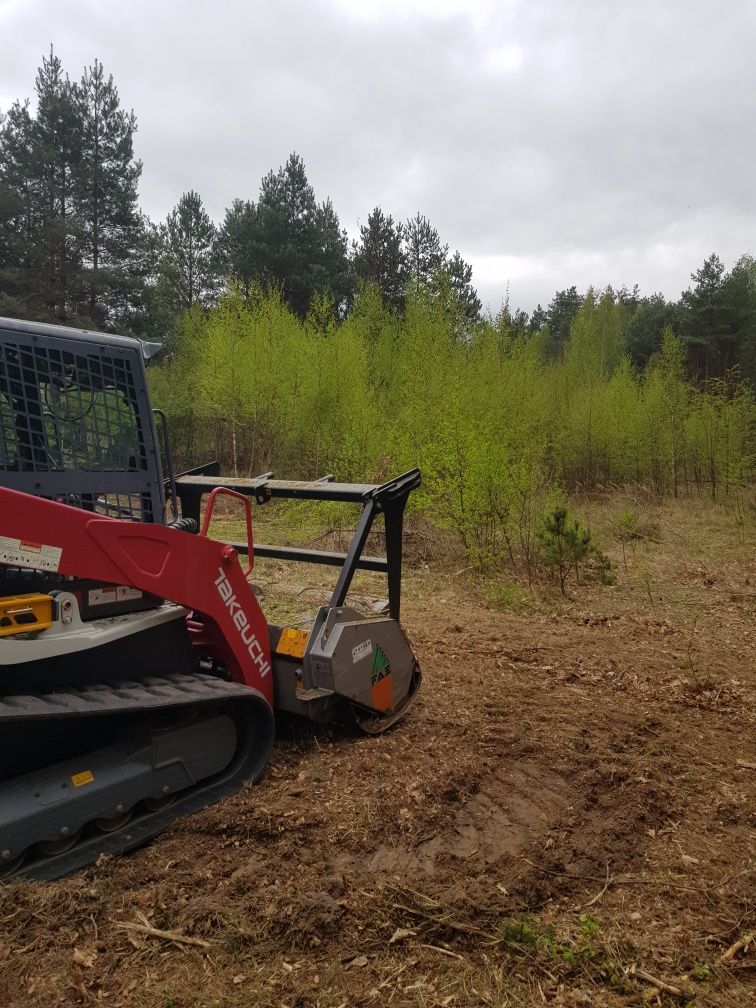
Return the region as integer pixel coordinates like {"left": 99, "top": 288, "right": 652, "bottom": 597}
{"left": 1, "top": 496, "right": 754, "bottom": 1007}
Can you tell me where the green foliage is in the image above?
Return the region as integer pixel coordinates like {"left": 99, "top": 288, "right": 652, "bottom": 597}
{"left": 149, "top": 283, "right": 754, "bottom": 579}
{"left": 589, "top": 547, "right": 617, "bottom": 586}
{"left": 690, "top": 963, "right": 711, "bottom": 981}
{"left": 217, "top": 198, "right": 259, "bottom": 301}
{"left": 483, "top": 580, "right": 521, "bottom": 611}
{"left": 537, "top": 505, "right": 593, "bottom": 593}
{"left": 75, "top": 58, "right": 145, "bottom": 329}
{"left": 404, "top": 212, "right": 446, "bottom": 299}
{"left": 545, "top": 285, "right": 583, "bottom": 356}
{"left": 497, "top": 913, "right": 601, "bottom": 964}
{"left": 614, "top": 507, "right": 638, "bottom": 571}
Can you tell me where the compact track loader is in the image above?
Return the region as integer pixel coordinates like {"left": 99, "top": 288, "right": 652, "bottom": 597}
{"left": 0, "top": 317, "right": 421, "bottom": 879}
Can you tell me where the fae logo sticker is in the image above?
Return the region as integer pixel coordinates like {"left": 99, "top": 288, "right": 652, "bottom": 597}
{"left": 371, "top": 644, "right": 391, "bottom": 685}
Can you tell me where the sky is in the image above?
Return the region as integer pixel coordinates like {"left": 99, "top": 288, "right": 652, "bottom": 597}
{"left": 1, "top": 0, "right": 754, "bottom": 313}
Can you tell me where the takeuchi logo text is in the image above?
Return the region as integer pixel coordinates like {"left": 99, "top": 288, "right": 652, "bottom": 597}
{"left": 214, "top": 567, "right": 271, "bottom": 678}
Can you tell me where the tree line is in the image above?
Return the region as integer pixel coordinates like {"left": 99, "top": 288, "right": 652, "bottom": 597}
{"left": 0, "top": 49, "right": 480, "bottom": 338}
{"left": 511, "top": 257, "right": 756, "bottom": 385}
{"left": 152, "top": 285, "right": 754, "bottom": 570}
{"left": 1, "top": 49, "right": 755, "bottom": 387}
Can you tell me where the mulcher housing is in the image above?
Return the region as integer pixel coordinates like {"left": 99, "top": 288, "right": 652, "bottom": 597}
{"left": 0, "top": 317, "right": 421, "bottom": 878}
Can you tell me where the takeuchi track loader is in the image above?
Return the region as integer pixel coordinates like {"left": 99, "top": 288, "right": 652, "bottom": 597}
{"left": 0, "top": 317, "right": 421, "bottom": 879}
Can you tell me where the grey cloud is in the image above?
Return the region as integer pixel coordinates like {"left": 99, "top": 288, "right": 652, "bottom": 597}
{"left": 1, "top": 0, "right": 754, "bottom": 311}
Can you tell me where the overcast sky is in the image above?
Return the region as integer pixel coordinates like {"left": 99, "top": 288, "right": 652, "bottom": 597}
{"left": 1, "top": 0, "right": 754, "bottom": 313}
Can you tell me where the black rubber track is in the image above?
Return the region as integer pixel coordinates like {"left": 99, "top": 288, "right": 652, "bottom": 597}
{"left": 0, "top": 671, "right": 274, "bottom": 880}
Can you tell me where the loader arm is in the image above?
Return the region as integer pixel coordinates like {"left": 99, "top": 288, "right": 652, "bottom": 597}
{"left": 0, "top": 486, "right": 272, "bottom": 706}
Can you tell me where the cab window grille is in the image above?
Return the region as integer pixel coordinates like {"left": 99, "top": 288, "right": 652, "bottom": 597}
{"left": 0, "top": 342, "right": 146, "bottom": 474}
{"left": 0, "top": 330, "right": 161, "bottom": 524}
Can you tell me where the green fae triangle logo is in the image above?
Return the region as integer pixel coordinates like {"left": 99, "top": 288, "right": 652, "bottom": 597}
{"left": 371, "top": 644, "right": 391, "bottom": 685}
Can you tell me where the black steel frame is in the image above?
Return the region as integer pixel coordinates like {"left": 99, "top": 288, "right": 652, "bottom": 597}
{"left": 175, "top": 468, "right": 421, "bottom": 621}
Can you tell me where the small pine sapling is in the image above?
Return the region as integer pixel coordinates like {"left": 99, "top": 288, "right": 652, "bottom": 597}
{"left": 537, "top": 506, "right": 592, "bottom": 593}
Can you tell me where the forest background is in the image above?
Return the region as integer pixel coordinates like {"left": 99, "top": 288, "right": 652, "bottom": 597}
{"left": 1, "top": 51, "right": 753, "bottom": 576}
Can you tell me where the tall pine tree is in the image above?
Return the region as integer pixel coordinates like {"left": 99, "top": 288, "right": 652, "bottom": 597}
{"left": 312, "top": 197, "right": 352, "bottom": 314}
{"left": 443, "top": 250, "right": 481, "bottom": 328}
{"left": 29, "top": 47, "right": 83, "bottom": 321}
{"left": 217, "top": 198, "right": 260, "bottom": 300}
{"left": 158, "top": 190, "right": 220, "bottom": 313}
{"left": 545, "top": 286, "right": 583, "bottom": 357}
{"left": 75, "top": 59, "right": 145, "bottom": 328}
{"left": 403, "top": 212, "right": 447, "bottom": 297}
{"left": 256, "top": 152, "right": 318, "bottom": 315}
{"left": 255, "top": 153, "right": 351, "bottom": 317}
{"left": 0, "top": 49, "right": 146, "bottom": 329}
{"left": 0, "top": 100, "right": 42, "bottom": 317}
{"left": 352, "top": 207, "right": 406, "bottom": 311}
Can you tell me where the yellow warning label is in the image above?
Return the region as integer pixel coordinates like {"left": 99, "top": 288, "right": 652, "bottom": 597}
{"left": 71, "top": 770, "right": 94, "bottom": 788}
{"left": 274, "top": 627, "right": 309, "bottom": 659}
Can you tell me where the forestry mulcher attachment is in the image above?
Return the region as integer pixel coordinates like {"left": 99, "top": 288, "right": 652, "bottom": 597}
{"left": 0, "top": 317, "right": 421, "bottom": 879}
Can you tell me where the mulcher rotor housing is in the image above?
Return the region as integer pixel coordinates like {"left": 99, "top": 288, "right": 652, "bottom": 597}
{"left": 0, "top": 316, "right": 421, "bottom": 879}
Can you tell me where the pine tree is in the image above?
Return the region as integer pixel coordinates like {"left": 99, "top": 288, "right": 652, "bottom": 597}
{"left": 545, "top": 286, "right": 583, "bottom": 357}
{"left": 0, "top": 100, "right": 43, "bottom": 317}
{"left": 312, "top": 198, "right": 353, "bottom": 314}
{"left": 74, "top": 59, "right": 145, "bottom": 328}
{"left": 625, "top": 293, "right": 679, "bottom": 369}
{"left": 256, "top": 152, "right": 319, "bottom": 316}
{"left": 680, "top": 254, "right": 729, "bottom": 381}
{"left": 29, "top": 47, "right": 83, "bottom": 321}
{"left": 255, "top": 153, "right": 351, "bottom": 318}
{"left": 537, "top": 506, "right": 592, "bottom": 594}
{"left": 721, "top": 254, "right": 756, "bottom": 384}
{"left": 352, "top": 207, "right": 406, "bottom": 311}
{"left": 158, "top": 190, "right": 220, "bottom": 313}
{"left": 530, "top": 304, "right": 547, "bottom": 331}
{"left": 403, "top": 212, "right": 447, "bottom": 297}
{"left": 442, "top": 250, "right": 481, "bottom": 327}
{"left": 217, "top": 198, "right": 260, "bottom": 300}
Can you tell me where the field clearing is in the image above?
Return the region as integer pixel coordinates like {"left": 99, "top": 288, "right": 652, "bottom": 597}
{"left": 1, "top": 495, "right": 754, "bottom": 1007}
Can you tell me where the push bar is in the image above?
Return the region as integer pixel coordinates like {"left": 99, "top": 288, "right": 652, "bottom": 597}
{"left": 175, "top": 468, "right": 421, "bottom": 621}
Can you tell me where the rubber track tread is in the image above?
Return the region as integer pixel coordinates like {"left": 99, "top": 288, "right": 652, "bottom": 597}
{"left": 1, "top": 670, "right": 274, "bottom": 880}
{"left": 0, "top": 670, "right": 257, "bottom": 720}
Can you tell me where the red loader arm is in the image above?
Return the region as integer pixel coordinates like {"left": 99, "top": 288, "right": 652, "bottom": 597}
{"left": 0, "top": 487, "right": 273, "bottom": 707}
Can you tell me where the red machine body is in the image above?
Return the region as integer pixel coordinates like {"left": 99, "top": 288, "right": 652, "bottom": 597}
{"left": 0, "top": 486, "right": 273, "bottom": 707}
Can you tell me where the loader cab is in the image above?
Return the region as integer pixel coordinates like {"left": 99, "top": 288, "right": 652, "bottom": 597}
{"left": 0, "top": 318, "right": 164, "bottom": 522}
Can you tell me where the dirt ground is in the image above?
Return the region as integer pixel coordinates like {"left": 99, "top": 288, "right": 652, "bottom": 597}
{"left": 1, "top": 495, "right": 754, "bottom": 1007}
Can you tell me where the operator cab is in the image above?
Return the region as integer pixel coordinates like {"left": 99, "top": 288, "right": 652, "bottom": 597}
{"left": 0, "top": 317, "right": 164, "bottom": 522}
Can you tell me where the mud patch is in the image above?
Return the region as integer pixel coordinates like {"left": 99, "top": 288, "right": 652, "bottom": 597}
{"left": 367, "top": 763, "right": 575, "bottom": 878}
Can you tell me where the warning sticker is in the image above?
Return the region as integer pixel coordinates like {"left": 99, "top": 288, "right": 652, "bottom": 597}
{"left": 88, "top": 586, "right": 144, "bottom": 606}
{"left": 71, "top": 770, "right": 94, "bottom": 788}
{"left": 275, "top": 627, "right": 310, "bottom": 659}
{"left": 0, "top": 536, "right": 62, "bottom": 572}
{"left": 352, "top": 639, "right": 372, "bottom": 664}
